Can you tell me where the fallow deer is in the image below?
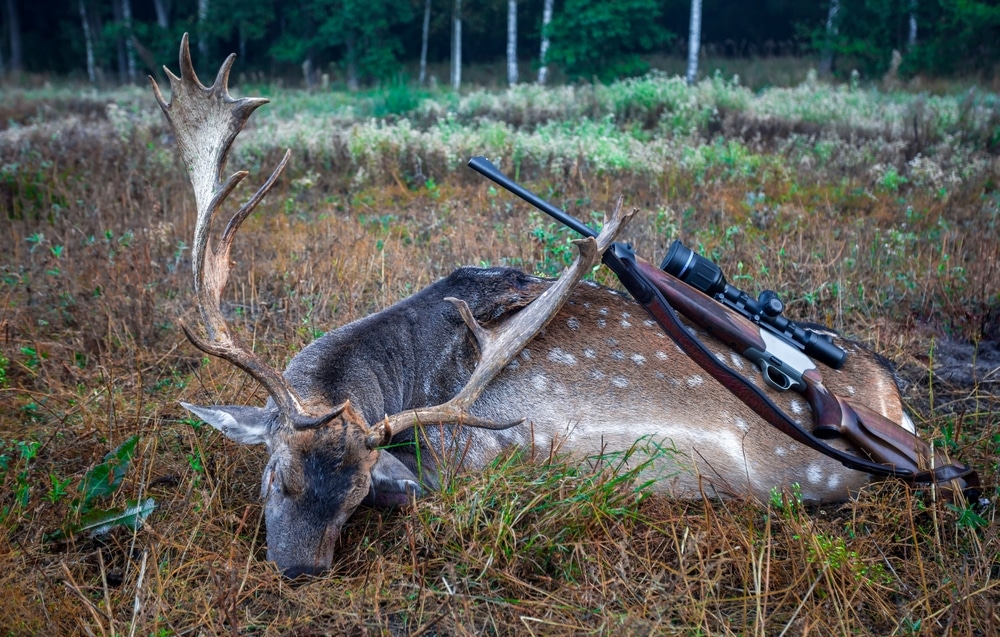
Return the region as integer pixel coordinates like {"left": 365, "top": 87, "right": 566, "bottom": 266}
{"left": 153, "top": 36, "right": 926, "bottom": 578}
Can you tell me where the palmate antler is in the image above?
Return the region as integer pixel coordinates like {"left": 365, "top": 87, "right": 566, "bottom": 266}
{"left": 370, "top": 198, "right": 635, "bottom": 447}
{"left": 151, "top": 34, "right": 344, "bottom": 429}
{"left": 153, "top": 33, "right": 634, "bottom": 443}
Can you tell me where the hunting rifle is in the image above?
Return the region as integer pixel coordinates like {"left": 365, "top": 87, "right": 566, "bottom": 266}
{"left": 468, "top": 156, "right": 977, "bottom": 490}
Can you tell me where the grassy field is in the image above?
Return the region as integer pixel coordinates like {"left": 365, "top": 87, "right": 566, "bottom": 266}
{"left": 1, "top": 67, "right": 998, "bottom": 635}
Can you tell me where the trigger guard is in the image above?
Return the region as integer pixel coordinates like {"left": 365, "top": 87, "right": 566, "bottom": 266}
{"left": 757, "top": 359, "right": 798, "bottom": 392}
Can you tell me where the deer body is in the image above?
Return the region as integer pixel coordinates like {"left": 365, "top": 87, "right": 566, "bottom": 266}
{"left": 282, "top": 266, "right": 902, "bottom": 504}
{"left": 155, "top": 37, "right": 914, "bottom": 578}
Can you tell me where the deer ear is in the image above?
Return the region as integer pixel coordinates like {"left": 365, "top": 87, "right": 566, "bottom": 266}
{"left": 364, "top": 451, "right": 422, "bottom": 508}
{"left": 180, "top": 401, "right": 272, "bottom": 445}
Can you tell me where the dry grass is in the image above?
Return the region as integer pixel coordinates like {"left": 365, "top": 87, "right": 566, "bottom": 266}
{"left": 0, "top": 77, "right": 997, "bottom": 635}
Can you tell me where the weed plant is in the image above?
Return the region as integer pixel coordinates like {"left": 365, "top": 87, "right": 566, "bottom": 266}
{"left": 0, "top": 72, "right": 997, "bottom": 634}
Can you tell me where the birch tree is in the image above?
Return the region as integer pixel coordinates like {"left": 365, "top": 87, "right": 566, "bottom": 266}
{"left": 908, "top": 0, "right": 917, "bottom": 50}
{"left": 78, "top": 0, "right": 96, "bottom": 83}
{"left": 112, "top": 0, "right": 136, "bottom": 83}
{"left": 507, "top": 0, "right": 517, "bottom": 84}
{"left": 419, "top": 0, "right": 431, "bottom": 85}
{"left": 451, "top": 0, "right": 461, "bottom": 90}
{"left": 4, "top": 0, "right": 23, "bottom": 73}
{"left": 122, "top": 0, "right": 135, "bottom": 82}
{"left": 819, "top": 0, "right": 839, "bottom": 77}
{"left": 686, "top": 0, "right": 701, "bottom": 86}
{"left": 153, "top": 0, "right": 170, "bottom": 29}
{"left": 198, "top": 0, "right": 209, "bottom": 58}
{"left": 537, "top": 0, "right": 553, "bottom": 84}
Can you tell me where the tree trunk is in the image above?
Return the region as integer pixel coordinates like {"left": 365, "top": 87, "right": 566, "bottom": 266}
{"left": 419, "top": 0, "right": 431, "bottom": 86}
{"left": 686, "top": 0, "right": 701, "bottom": 86}
{"left": 79, "top": 0, "right": 96, "bottom": 83}
{"left": 5, "top": 0, "right": 23, "bottom": 73}
{"left": 123, "top": 0, "right": 136, "bottom": 82}
{"left": 507, "top": 0, "right": 517, "bottom": 85}
{"left": 908, "top": 0, "right": 917, "bottom": 50}
{"left": 819, "top": 0, "right": 839, "bottom": 77}
{"left": 113, "top": 0, "right": 127, "bottom": 83}
{"left": 197, "top": 0, "right": 209, "bottom": 58}
{"left": 537, "top": 0, "right": 553, "bottom": 84}
{"left": 153, "top": 0, "right": 170, "bottom": 29}
{"left": 451, "top": 0, "right": 462, "bottom": 90}
{"left": 345, "top": 31, "right": 358, "bottom": 91}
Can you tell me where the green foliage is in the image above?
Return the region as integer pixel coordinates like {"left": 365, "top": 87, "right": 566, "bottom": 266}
{"left": 207, "top": 0, "right": 275, "bottom": 52}
{"left": 806, "top": 533, "right": 892, "bottom": 584}
{"left": 270, "top": 0, "right": 414, "bottom": 86}
{"left": 0, "top": 440, "right": 41, "bottom": 524}
{"left": 810, "top": 0, "right": 1000, "bottom": 78}
{"left": 769, "top": 483, "right": 804, "bottom": 521}
{"left": 546, "top": 0, "right": 672, "bottom": 82}
{"left": 46, "top": 435, "right": 156, "bottom": 541}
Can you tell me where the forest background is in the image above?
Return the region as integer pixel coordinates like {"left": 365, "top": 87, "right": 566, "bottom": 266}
{"left": 2, "top": 0, "right": 1000, "bottom": 89}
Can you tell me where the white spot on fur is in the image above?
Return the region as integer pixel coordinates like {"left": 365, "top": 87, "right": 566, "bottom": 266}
{"left": 655, "top": 371, "right": 666, "bottom": 380}
{"left": 611, "top": 376, "right": 629, "bottom": 388}
{"left": 775, "top": 446, "right": 787, "bottom": 457}
{"left": 506, "top": 359, "right": 520, "bottom": 371}
{"left": 734, "top": 417, "right": 749, "bottom": 433}
{"left": 729, "top": 352, "right": 745, "bottom": 369}
{"left": 521, "top": 349, "right": 532, "bottom": 361}
{"left": 789, "top": 399, "right": 804, "bottom": 415}
{"left": 621, "top": 312, "right": 631, "bottom": 319}
{"left": 532, "top": 374, "right": 549, "bottom": 391}
{"left": 644, "top": 319, "right": 657, "bottom": 328}
{"left": 548, "top": 348, "right": 577, "bottom": 366}
{"left": 631, "top": 353, "right": 646, "bottom": 365}
{"left": 686, "top": 375, "right": 704, "bottom": 388}
{"left": 656, "top": 351, "right": 668, "bottom": 361}
{"left": 599, "top": 307, "right": 609, "bottom": 316}
{"left": 590, "top": 369, "right": 605, "bottom": 381}
{"left": 607, "top": 338, "right": 618, "bottom": 346}
{"left": 566, "top": 317, "right": 581, "bottom": 331}
{"left": 846, "top": 385, "right": 856, "bottom": 396}
{"left": 597, "top": 319, "right": 607, "bottom": 329}
{"left": 583, "top": 348, "right": 596, "bottom": 359}
{"left": 806, "top": 464, "right": 824, "bottom": 485}
{"left": 620, "top": 320, "right": 632, "bottom": 329}
{"left": 583, "top": 302, "right": 591, "bottom": 308}
{"left": 827, "top": 473, "right": 841, "bottom": 490}
{"left": 611, "top": 350, "right": 625, "bottom": 360}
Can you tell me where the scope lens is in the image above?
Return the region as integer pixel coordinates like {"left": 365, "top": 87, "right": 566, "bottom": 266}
{"left": 660, "top": 240, "right": 727, "bottom": 296}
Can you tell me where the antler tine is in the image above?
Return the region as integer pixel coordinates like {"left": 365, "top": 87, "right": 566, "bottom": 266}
{"left": 152, "top": 34, "right": 329, "bottom": 428}
{"left": 372, "top": 197, "right": 636, "bottom": 448}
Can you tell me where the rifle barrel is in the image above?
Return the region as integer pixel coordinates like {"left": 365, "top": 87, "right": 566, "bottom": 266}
{"left": 467, "top": 157, "right": 597, "bottom": 239}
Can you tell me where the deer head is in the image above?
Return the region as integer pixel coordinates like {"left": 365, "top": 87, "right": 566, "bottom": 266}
{"left": 152, "top": 35, "right": 632, "bottom": 577}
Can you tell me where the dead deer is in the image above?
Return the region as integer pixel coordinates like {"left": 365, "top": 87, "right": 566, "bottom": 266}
{"left": 153, "top": 36, "right": 922, "bottom": 578}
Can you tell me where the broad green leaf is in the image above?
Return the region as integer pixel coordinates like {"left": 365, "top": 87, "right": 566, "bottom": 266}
{"left": 73, "top": 498, "right": 157, "bottom": 538}
{"left": 76, "top": 434, "right": 139, "bottom": 513}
